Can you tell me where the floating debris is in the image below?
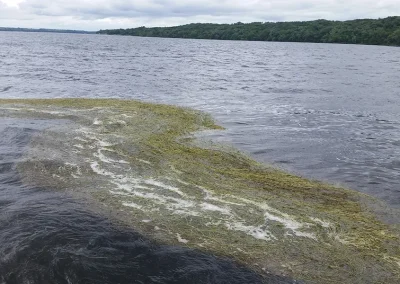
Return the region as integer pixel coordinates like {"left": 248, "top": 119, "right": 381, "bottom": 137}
{"left": 0, "top": 98, "right": 399, "bottom": 284}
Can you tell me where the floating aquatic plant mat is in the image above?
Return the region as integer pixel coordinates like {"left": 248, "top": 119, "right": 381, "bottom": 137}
{"left": 1, "top": 99, "right": 399, "bottom": 283}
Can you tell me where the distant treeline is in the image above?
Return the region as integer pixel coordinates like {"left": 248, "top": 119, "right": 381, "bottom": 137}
{"left": 0, "top": 27, "right": 94, "bottom": 34}
{"left": 98, "top": 16, "right": 400, "bottom": 46}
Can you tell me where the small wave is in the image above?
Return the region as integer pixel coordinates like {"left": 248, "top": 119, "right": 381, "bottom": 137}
{"left": 1, "top": 86, "right": 12, "bottom": 92}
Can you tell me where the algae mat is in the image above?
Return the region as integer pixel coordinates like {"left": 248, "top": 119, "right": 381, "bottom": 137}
{"left": 0, "top": 99, "right": 399, "bottom": 284}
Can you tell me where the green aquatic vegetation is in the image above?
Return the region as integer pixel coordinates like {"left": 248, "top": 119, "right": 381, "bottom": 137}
{"left": 0, "top": 98, "right": 399, "bottom": 284}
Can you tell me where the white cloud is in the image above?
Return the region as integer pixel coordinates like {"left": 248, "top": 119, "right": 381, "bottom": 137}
{"left": 0, "top": 0, "right": 399, "bottom": 31}
{"left": 1, "top": 0, "right": 23, "bottom": 7}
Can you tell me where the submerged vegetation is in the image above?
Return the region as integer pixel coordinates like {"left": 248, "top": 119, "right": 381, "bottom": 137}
{"left": 0, "top": 98, "right": 399, "bottom": 283}
{"left": 98, "top": 16, "right": 400, "bottom": 46}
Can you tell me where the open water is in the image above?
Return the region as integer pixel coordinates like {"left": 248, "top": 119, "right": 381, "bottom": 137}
{"left": 0, "top": 31, "right": 400, "bottom": 283}
{"left": 1, "top": 32, "right": 399, "bottom": 206}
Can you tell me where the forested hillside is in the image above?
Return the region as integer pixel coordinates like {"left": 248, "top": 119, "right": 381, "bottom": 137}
{"left": 0, "top": 27, "right": 93, "bottom": 34}
{"left": 98, "top": 17, "right": 400, "bottom": 46}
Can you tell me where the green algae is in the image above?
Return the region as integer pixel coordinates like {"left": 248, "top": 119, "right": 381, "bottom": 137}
{"left": 0, "top": 98, "right": 399, "bottom": 284}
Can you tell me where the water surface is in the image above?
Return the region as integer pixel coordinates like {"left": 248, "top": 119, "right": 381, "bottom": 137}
{"left": 1, "top": 32, "right": 399, "bottom": 207}
{"left": 0, "top": 118, "right": 276, "bottom": 284}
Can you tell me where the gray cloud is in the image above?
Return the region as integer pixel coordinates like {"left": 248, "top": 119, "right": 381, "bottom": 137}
{"left": 19, "top": 0, "right": 249, "bottom": 18}
{"left": 0, "top": 0, "right": 399, "bottom": 30}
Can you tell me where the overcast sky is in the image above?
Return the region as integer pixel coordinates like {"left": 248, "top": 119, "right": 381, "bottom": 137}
{"left": 0, "top": 0, "right": 399, "bottom": 31}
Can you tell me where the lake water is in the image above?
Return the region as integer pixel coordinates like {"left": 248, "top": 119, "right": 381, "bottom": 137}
{"left": 0, "top": 117, "right": 273, "bottom": 284}
{"left": 1, "top": 32, "right": 399, "bottom": 207}
{"left": 0, "top": 31, "right": 399, "bottom": 283}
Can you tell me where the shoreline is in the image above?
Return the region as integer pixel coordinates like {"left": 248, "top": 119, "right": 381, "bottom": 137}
{"left": 97, "top": 17, "right": 400, "bottom": 47}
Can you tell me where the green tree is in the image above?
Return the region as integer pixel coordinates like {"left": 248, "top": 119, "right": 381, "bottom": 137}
{"left": 97, "top": 17, "right": 400, "bottom": 47}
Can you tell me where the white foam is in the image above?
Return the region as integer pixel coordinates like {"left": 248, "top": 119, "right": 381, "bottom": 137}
{"left": 120, "top": 114, "right": 135, "bottom": 118}
{"left": 226, "top": 223, "right": 274, "bottom": 241}
{"left": 114, "top": 181, "right": 152, "bottom": 191}
{"left": 200, "top": 203, "right": 231, "bottom": 215}
{"left": 93, "top": 118, "right": 103, "bottom": 125}
{"left": 264, "top": 212, "right": 316, "bottom": 240}
{"left": 73, "top": 144, "right": 84, "bottom": 149}
{"left": 174, "top": 178, "right": 190, "bottom": 186}
{"left": 44, "top": 110, "right": 66, "bottom": 115}
{"left": 108, "top": 119, "right": 127, "bottom": 126}
{"left": 310, "top": 217, "right": 331, "bottom": 228}
{"left": 95, "top": 149, "right": 129, "bottom": 165}
{"left": 4, "top": 107, "right": 68, "bottom": 116}
{"left": 98, "top": 140, "right": 114, "bottom": 147}
{"left": 0, "top": 107, "right": 24, "bottom": 111}
{"left": 176, "top": 233, "right": 189, "bottom": 244}
{"left": 122, "top": 202, "right": 143, "bottom": 210}
{"left": 109, "top": 190, "right": 130, "bottom": 197}
{"left": 82, "top": 123, "right": 322, "bottom": 243}
{"left": 124, "top": 190, "right": 193, "bottom": 209}
{"left": 145, "top": 179, "right": 186, "bottom": 197}
{"left": 74, "top": 137, "right": 88, "bottom": 143}
{"left": 90, "top": 161, "right": 115, "bottom": 177}
{"left": 138, "top": 159, "right": 152, "bottom": 165}
{"left": 76, "top": 129, "right": 115, "bottom": 147}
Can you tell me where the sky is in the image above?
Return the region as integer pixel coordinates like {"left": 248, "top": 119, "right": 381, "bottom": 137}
{"left": 0, "top": 0, "right": 399, "bottom": 31}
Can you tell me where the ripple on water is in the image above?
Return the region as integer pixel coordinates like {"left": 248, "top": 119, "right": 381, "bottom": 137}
{"left": 0, "top": 117, "right": 296, "bottom": 284}
{"left": 1, "top": 100, "right": 399, "bottom": 284}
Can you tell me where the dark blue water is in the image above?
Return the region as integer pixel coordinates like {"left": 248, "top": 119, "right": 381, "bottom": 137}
{"left": 1, "top": 32, "right": 399, "bottom": 207}
{"left": 0, "top": 118, "right": 297, "bottom": 284}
